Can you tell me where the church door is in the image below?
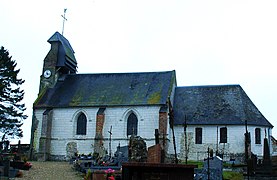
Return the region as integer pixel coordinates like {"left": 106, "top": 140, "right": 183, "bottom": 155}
{"left": 127, "top": 113, "right": 138, "bottom": 136}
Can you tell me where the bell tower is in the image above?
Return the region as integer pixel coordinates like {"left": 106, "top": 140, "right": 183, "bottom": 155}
{"left": 34, "top": 32, "right": 77, "bottom": 161}
{"left": 39, "top": 31, "right": 77, "bottom": 93}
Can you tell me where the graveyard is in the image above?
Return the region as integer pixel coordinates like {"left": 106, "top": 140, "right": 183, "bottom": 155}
{"left": 68, "top": 130, "right": 277, "bottom": 180}
{"left": 72, "top": 134, "right": 197, "bottom": 180}
{"left": 0, "top": 141, "right": 32, "bottom": 178}
{"left": 1, "top": 130, "right": 277, "bottom": 179}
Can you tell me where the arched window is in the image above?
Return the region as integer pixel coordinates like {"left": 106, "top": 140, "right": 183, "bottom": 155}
{"left": 127, "top": 112, "right": 138, "bottom": 136}
{"left": 76, "top": 113, "right": 87, "bottom": 135}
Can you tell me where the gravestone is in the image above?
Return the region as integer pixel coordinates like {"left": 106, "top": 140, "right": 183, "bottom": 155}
{"left": 195, "top": 156, "right": 223, "bottom": 180}
{"left": 66, "top": 142, "right": 77, "bottom": 160}
{"left": 263, "top": 137, "right": 271, "bottom": 166}
{"left": 128, "top": 135, "right": 147, "bottom": 162}
{"left": 114, "top": 145, "right": 128, "bottom": 165}
{"left": 205, "top": 156, "right": 223, "bottom": 180}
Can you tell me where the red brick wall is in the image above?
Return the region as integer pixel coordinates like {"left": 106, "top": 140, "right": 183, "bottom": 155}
{"left": 94, "top": 113, "right": 105, "bottom": 153}
{"left": 159, "top": 112, "right": 168, "bottom": 135}
{"left": 96, "top": 114, "right": 104, "bottom": 135}
{"left": 147, "top": 144, "right": 162, "bottom": 163}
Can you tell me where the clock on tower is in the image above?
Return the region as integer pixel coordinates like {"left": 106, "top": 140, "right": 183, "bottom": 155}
{"left": 39, "top": 32, "right": 77, "bottom": 93}
{"left": 43, "top": 70, "right": 52, "bottom": 78}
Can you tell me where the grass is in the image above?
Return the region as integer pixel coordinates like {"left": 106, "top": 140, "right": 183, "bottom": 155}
{"left": 223, "top": 171, "right": 243, "bottom": 180}
{"left": 182, "top": 160, "right": 244, "bottom": 179}
{"left": 182, "top": 160, "right": 204, "bottom": 168}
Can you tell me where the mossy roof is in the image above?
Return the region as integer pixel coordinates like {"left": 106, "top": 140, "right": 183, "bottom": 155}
{"left": 173, "top": 85, "right": 272, "bottom": 127}
{"left": 34, "top": 70, "right": 176, "bottom": 108}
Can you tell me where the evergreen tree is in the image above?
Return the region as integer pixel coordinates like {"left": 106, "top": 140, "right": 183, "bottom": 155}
{"left": 0, "top": 46, "right": 27, "bottom": 141}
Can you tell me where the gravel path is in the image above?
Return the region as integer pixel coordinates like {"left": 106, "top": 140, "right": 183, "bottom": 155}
{"left": 15, "top": 161, "right": 84, "bottom": 180}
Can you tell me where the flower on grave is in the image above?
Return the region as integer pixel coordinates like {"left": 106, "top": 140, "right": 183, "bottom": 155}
{"left": 105, "top": 168, "right": 115, "bottom": 178}
{"left": 24, "top": 162, "right": 32, "bottom": 168}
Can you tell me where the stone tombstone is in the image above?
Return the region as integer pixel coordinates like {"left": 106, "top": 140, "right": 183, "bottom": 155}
{"left": 66, "top": 142, "right": 77, "bottom": 160}
{"left": 128, "top": 135, "right": 148, "bottom": 162}
{"left": 195, "top": 156, "right": 223, "bottom": 180}
{"left": 263, "top": 137, "right": 271, "bottom": 165}
{"left": 111, "top": 145, "right": 128, "bottom": 166}
{"left": 204, "top": 156, "right": 223, "bottom": 180}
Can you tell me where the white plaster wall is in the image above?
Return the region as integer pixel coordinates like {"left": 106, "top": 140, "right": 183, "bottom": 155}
{"left": 168, "top": 124, "right": 272, "bottom": 162}
{"left": 101, "top": 106, "right": 160, "bottom": 155}
{"left": 247, "top": 125, "right": 272, "bottom": 158}
{"left": 34, "top": 107, "right": 272, "bottom": 161}
{"left": 52, "top": 107, "right": 98, "bottom": 155}
{"left": 34, "top": 105, "right": 162, "bottom": 157}
{"left": 34, "top": 108, "right": 98, "bottom": 156}
{"left": 51, "top": 108, "right": 97, "bottom": 138}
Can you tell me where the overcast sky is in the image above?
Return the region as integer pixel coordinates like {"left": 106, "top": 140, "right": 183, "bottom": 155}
{"left": 1, "top": 0, "right": 277, "bottom": 143}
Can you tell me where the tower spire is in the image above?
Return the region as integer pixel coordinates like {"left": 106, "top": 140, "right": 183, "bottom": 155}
{"left": 61, "top": 9, "right": 67, "bottom": 35}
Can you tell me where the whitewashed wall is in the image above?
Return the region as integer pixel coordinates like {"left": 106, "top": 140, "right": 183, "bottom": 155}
{"left": 101, "top": 106, "right": 160, "bottom": 154}
{"left": 33, "top": 105, "right": 162, "bottom": 158}
{"left": 34, "top": 107, "right": 272, "bottom": 162}
{"left": 168, "top": 125, "right": 272, "bottom": 162}
{"left": 51, "top": 108, "right": 98, "bottom": 155}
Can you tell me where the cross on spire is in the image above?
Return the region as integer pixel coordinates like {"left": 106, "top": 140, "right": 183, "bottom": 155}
{"left": 61, "top": 9, "right": 67, "bottom": 35}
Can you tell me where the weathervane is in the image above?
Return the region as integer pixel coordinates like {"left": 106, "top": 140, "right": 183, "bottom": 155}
{"left": 61, "top": 9, "right": 67, "bottom": 35}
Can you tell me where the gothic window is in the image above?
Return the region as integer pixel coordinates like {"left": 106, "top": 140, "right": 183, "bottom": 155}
{"left": 255, "top": 128, "right": 261, "bottom": 144}
{"left": 76, "top": 113, "right": 87, "bottom": 135}
{"left": 127, "top": 112, "right": 138, "bottom": 136}
{"left": 220, "top": 127, "right": 227, "bottom": 143}
{"left": 195, "top": 128, "right": 202, "bottom": 144}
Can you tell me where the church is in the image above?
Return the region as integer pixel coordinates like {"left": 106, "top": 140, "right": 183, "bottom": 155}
{"left": 30, "top": 32, "right": 273, "bottom": 162}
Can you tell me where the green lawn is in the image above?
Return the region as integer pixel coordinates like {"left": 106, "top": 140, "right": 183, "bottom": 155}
{"left": 183, "top": 160, "right": 244, "bottom": 180}
{"left": 223, "top": 171, "right": 243, "bottom": 180}
{"left": 184, "top": 160, "right": 204, "bottom": 168}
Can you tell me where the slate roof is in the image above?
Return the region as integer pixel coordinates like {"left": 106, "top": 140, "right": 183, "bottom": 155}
{"left": 173, "top": 85, "right": 273, "bottom": 127}
{"left": 34, "top": 71, "right": 176, "bottom": 108}
{"left": 48, "top": 32, "right": 77, "bottom": 73}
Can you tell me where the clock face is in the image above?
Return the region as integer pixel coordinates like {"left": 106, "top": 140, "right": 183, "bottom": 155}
{"left": 43, "top": 70, "right": 52, "bottom": 78}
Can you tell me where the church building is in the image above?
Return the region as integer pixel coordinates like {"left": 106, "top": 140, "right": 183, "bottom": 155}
{"left": 30, "top": 32, "right": 273, "bottom": 162}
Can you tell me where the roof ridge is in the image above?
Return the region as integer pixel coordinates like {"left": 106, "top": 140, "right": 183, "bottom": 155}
{"left": 177, "top": 84, "right": 241, "bottom": 88}
{"left": 68, "top": 70, "right": 175, "bottom": 76}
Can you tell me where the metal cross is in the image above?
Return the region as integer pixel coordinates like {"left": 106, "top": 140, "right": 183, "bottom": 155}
{"left": 108, "top": 126, "right": 112, "bottom": 158}
{"left": 61, "top": 9, "right": 67, "bottom": 35}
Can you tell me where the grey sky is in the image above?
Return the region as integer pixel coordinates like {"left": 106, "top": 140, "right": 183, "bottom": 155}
{"left": 1, "top": 0, "right": 277, "bottom": 143}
